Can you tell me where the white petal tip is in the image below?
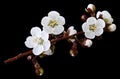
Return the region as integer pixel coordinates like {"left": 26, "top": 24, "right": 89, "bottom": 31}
{"left": 48, "top": 11, "right": 60, "bottom": 16}
{"left": 30, "top": 27, "right": 41, "bottom": 37}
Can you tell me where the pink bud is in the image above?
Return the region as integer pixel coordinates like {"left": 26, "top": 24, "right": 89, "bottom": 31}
{"left": 81, "top": 15, "right": 87, "bottom": 22}
{"left": 27, "top": 55, "right": 32, "bottom": 60}
{"left": 82, "top": 39, "right": 93, "bottom": 48}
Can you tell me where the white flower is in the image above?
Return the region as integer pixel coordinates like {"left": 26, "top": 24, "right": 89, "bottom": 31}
{"left": 41, "top": 11, "right": 65, "bottom": 35}
{"left": 87, "top": 4, "right": 96, "bottom": 12}
{"left": 25, "top": 27, "right": 51, "bottom": 56}
{"left": 108, "top": 24, "right": 116, "bottom": 32}
{"left": 82, "top": 17, "right": 105, "bottom": 39}
{"left": 84, "top": 39, "right": 93, "bottom": 47}
{"left": 67, "top": 26, "right": 77, "bottom": 42}
{"left": 96, "top": 10, "right": 113, "bottom": 24}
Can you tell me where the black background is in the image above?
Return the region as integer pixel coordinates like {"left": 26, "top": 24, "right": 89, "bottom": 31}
{"left": 0, "top": 0, "right": 119, "bottom": 78}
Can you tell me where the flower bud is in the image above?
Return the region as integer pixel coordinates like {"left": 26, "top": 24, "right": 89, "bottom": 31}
{"left": 81, "top": 15, "right": 87, "bottom": 22}
{"left": 34, "top": 63, "right": 40, "bottom": 69}
{"left": 87, "top": 4, "right": 96, "bottom": 13}
{"left": 39, "top": 68, "right": 44, "bottom": 76}
{"left": 70, "top": 49, "right": 78, "bottom": 57}
{"left": 107, "top": 24, "right": 116, "bottom": 32}
{"left": 35, "top": 67, "right": 44, "bottom": 76}
{"left": 27, "top": 55, "right": 32, "bottom": 60}
{"left": 69, "top": 41, "right": 78, "bottom": 57}
{"left": 82, "top": 39, "right": 93, "bottom": 48}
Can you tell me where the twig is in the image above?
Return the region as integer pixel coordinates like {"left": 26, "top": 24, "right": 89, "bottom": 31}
{"left": 4, "top": 50, "right": 32, "bottom": 64}
{"left": 32, "top": 56, "right": 43, "bottom": 76}
{"left": 4, "top": 31, "right": 83, "bottom": 64}
{"left": 51, "top": 31, "right": 83, "bottom": 44}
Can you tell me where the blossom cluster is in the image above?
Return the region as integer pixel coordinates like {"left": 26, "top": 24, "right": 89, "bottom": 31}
{"left": 25, "top": 4, "right": 116, "bottom": 57}
{"left": 4, "top": 4, "right": 116, "bottom": 76}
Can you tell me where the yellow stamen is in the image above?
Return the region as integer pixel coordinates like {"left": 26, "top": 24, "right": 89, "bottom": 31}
{"left": 48, "top": 19, "right": 58, "bottom": 28}
{"left": 38, "top": 38, "right": 44, "bottom": 44}
{"left": 89, "top": 24, "right": 96, "bottom": 32}
{"left": 34, "top": 38, "right": 44, "bottom": 45}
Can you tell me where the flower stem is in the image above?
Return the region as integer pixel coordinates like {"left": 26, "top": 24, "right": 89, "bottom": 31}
{"left": 4, "top": 31, "right": 83, "bottom": 64}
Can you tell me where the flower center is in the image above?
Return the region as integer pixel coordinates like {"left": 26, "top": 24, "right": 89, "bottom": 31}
{"left": 34, "top": 38, "right": 44, "bottom": 45}
{"left": 48, "top": 19, "right": 58, "bottom": 28}
{"left": 38, "top": 38, "right": 44, "bottom": 45}
{"left": 89, "top": 24, "right": 96, "bottom": 32}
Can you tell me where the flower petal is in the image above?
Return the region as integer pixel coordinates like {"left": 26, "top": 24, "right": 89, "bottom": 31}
{"left": 30, "top": 27, "right": 41, "bottom": 37}
{"left": 96, "top": 19, "right": 105, "bottom": 28}
{"left": 85, "top": 31, "right": 95, "bottom": 39}
{"left": 87, "top": 17, "right": 96, "bottom": 25}
{"left": 43, "top": 49, "right": 53, "bottom": 55}
{"left": 33, "top": 45, "right": 44, "bottom": 56}
{"left": 41, "top": 17, "right": 51, "bottom": 27}
{"left": 52, "top": 25, "right": 64, "bottom": 35}
{"left": 41, "top": 31, "right": 49, "bottom": 41}
{"left": 96, "top": 11, "right": 102, "bottom": 18}
{"left": 107, "top": 18, "right": 113, "bottom": 24}
{"left": 102, "top": 10, "right": 111, "bottom": 18}
{"left": 68, "top": 26, "right": 77, "bottom": 36}
{"left": 56, "top": 16, "right": 65, "bottom": 25}
{"left": 43, "top": 40, "right": 51, "bottom": 51}
{"left": 43, "top": 26, "right": 53, "bottom": 34}
{"left": 48, "top": 11, "right": 60, "bottom": 19}
{"left": 69, "top": 39, "right": 75, "bottom": 42}
{"left": 95, "top": 28, "right": 103, "bottom": 36}
{"left": 85, "top": 39, "right": 93, "bottom": 47}
{"left": 68, "top": 26, "right": 74, "bottom": 30}
{"left": 25, "top": 36, "right": 37, "bottom": 48}
{"left": 82, "top": 22, "right": 89, "bottom": 32}
{"left": 25, "top": 41, "right": 33, "bottom": 48}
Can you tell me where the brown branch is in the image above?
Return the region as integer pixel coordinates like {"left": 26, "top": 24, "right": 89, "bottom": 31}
{"left": 51, "top": 31, "right": 83, "bottom": 44}
{"left": 4, "top": 31, "right": 83, "bottom": 64}
{"left": 4, "top": 50, "right": 32, "bottom": 64}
